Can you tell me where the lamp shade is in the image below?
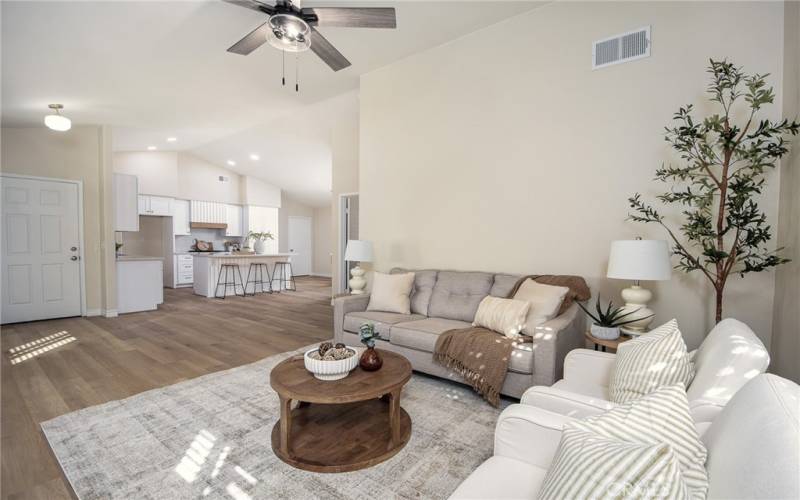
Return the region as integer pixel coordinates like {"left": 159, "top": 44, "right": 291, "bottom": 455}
{"left": 607, "top": 239, "right": 672, "bottom": 281}
{"left": 344, "top": 240, "right": 373, "bottom": 263}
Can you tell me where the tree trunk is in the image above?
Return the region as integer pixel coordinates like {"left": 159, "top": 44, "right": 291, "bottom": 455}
{"left": 715, "top": 286, "right": 724, "bottom": 323}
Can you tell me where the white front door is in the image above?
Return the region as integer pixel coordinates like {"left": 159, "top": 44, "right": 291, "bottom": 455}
{"left": 1, "top": 176, "right": 83, "bottom": 324}
{"left": 288, "top": 216, "right": 312, "bottom": 276}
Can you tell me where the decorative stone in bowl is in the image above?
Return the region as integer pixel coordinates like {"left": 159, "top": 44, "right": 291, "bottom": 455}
{"left": 304, "top": 342, "right": 358, "bottom": 381}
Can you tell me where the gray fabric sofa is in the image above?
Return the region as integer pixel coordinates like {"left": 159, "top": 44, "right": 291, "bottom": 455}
{"left": 333, "top": 269, "right": 587, "bottom": 399}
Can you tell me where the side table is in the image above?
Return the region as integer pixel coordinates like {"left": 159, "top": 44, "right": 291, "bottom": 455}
{"left": 584, "top": 330, "right": 632, "bottom": 352}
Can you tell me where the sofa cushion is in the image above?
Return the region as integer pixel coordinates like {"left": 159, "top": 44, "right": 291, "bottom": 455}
{"left": 391, "top": 268, "right": 438, "bottom": 315}
{"left": 427, "top": 271, "right": 494, "bottom": 322}
{"left": 473, "top": 296, "right": 530, "bottom": 338}
{"left": 343, "top": 311, "right": 425, "bottom": 341}
{"left": 448, "top": 456, "right": 547, "bottom": 500}
{"left": 367, "top": 271, "right": 415, "bottom": 314}
{"left": 489, "top": 274, "right": 521, "bottom": 298}
{"left": 392, "top": 318, "right": 535, "bottom": 374}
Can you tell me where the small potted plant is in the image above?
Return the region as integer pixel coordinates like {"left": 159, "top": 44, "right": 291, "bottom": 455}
{"left": 577, "top": 298, "right": 652, "bottom": 340}
{"left": 359, "top": 323, "right": 383, "bottom": 371}
{"left": 247, "top": 231, "right": 274, "bottom": 255}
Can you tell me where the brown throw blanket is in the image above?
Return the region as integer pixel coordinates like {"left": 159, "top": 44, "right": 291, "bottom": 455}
{"left": 433, "top": 274, "right": 590, "bottom": 407}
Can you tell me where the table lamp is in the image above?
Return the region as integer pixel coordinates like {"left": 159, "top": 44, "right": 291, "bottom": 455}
{"left": 606, "top": 239, "right": 672, "bottom": 332}
{"left": 345, "top": 240, "right": 373, "bottom": 295}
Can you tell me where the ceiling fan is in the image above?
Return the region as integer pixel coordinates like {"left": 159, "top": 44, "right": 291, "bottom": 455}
{"left": 224, "top": 0, "right": 396, "bottom": 72}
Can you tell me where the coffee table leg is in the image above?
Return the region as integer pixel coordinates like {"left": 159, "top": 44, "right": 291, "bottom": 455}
{"left": 388, "top": 388, "right": 401, "bottom": 446}
{"left": 279, "top": 395, "right": 292, "bottom": 456}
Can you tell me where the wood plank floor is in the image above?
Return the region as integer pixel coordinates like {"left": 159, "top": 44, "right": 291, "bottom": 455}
{"left": 0, "top": 277, "right": 333, "bottom": 500}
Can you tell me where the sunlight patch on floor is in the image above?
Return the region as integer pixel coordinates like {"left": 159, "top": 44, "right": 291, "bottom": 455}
{"left": 175, "top": 430, "right": 217, "bottom": 483}
{"left": 7, "top": 330, "right": 76, "bottom": 364}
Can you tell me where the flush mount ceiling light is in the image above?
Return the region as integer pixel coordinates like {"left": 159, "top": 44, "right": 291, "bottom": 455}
{"left": 44, "top": 104, "right": 71, "bottom": 131}
{"left": 147, "top": 146, "right": 157, "bottom": 151}
{"left": 166, "top": 137, "right": 177, "bottom": 142}
{"left": 227, "top": 160, "right": 236, "bottom": 166}
{"left": 249, "top": 154, "right": 260, "bottom": 161}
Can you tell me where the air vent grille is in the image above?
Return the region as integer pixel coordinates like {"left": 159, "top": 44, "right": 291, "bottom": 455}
{"left": 593, "top": 26, "right": 650, "bottom": 70}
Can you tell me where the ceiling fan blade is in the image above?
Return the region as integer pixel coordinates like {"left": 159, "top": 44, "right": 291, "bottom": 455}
{"left": 309, "top": 27, "right": 350, "bottom": 71}
{"left": 227, "top": 22, "right": 270, "bottom": 55}
{"left": 223, "top": 0, "right": 275, "bottom": 15}
{"left": 302, "top": 7, "right": 396, "bottom": 28}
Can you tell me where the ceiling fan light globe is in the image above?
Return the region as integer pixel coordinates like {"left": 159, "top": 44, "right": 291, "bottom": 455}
{"left": 44, "top": 114, "right": 71, "bottom": 131}
{"left": 267, "top": 13, "right": 311, "bottom": 53}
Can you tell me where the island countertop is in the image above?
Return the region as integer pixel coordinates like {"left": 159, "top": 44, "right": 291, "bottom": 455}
{"left": 192, "top": 252, "right": 297, "bottom": 259}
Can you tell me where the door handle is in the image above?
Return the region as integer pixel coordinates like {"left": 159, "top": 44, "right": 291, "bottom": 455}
{"left": 70, "top": 256, "right": 78, "bottom": 261}
{"left": 70, "top": 246, "right": 77, "bottom": 251}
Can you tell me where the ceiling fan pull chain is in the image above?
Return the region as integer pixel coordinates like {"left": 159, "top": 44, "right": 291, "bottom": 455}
{"left": 282, "top": 50, "right": 286, "bottom": 86}
{"left": 296, "top": 53, "right": 300, "bottom": 92}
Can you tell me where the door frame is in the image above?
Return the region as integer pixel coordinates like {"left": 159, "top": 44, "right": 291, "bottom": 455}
{"left": 1, "top": 173, "right": 87, "bottom": 317}
{"left": 287, "top": 215, "right": 313, "bottom": 276}
{"left": 337, "top": 192, "right": 358, "bottom": 294}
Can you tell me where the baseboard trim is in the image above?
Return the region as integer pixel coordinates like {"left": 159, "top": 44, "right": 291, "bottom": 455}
{"left": 104, "top": 309, "right": 119, "bottom": 318}
{"left": 312, "top": 272, "right": 332, "bottom": 278}
{"left": 85, "top": 309, "right": 102, "bottom": 317}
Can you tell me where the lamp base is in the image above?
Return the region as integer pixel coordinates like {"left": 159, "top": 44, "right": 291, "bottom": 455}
{"left": 619, "top": 285, "right": 655, "bottom": 332}
{"left": 349, "top": 265, "right": 366, "bottom": 295}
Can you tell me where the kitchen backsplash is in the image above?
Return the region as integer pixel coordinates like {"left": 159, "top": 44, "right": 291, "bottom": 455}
{"left": 175, "top": 229, "right": 247, "bottom": 253}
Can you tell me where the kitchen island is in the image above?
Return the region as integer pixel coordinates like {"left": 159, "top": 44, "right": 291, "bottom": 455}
{"left": 193, "top": 253, "right": 297, "bottom": 297}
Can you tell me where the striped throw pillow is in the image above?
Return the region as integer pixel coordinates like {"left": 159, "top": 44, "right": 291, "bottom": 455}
{"left": 538, "top": 428, "right": 690, "bottom": 500}
{"left": 538, "top": 385, "right": 708, "bottom": 500}
{"left": 573, "top": 385, "right": 709, "bottom": 498}
{"left": 610, "top": 319, "right": 694, "bottom": 404}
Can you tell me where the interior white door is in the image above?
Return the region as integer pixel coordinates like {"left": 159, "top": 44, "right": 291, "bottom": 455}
{"left": 1, "top": 176, "right": 82, "bottom": 324}
{"left": 288, "top": 216, "right": 312, "bottom": 276}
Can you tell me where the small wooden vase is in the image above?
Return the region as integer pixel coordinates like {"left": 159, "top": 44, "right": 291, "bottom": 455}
{"left": 359, "top": 347, "right": 383, "bottom": 371}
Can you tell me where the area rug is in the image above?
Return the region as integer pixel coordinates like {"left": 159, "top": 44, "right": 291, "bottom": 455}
{"left": 42, "top": 347, "right": 509, "bottom": 499}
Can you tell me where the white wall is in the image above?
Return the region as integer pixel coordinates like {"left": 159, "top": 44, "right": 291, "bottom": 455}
{"left": 242, "top": 175, "right": 281, "bottom": 207}
{"left": 359, "top": 1, "right": 789, "bottom": 349}
{"left": 1, "top": 126, "right": 116, "bottom": 313}
{"left": 176, "top": 153, "right": 241, "bottom": 204}
{"left": 114, "top": 151, "right": 178, "bottom": 196}
{"left": 314, "top": 205, "right": 332, "bottom": 276}
{"left": 771, "top": 1, "right": 800, "bottom": 382}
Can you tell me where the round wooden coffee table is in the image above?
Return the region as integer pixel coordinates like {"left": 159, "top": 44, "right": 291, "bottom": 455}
{"left": 269, "top": 349, "right": 412, "bottom": 473}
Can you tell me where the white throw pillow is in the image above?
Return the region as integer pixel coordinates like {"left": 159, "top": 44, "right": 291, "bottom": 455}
{"left": 366, "top": 272, "right": 415, "bottom": 314}
{"left": 512, "top": 279, "right": 569, "bottom": 334}
{"left": 539, "top": 384, "right": 707, "bottom": 500}
{"left": 472, "top": 296, "right": 531, "bottom": 338}
{"left": 610, "top": 319, "right": 695, "bottom": 404}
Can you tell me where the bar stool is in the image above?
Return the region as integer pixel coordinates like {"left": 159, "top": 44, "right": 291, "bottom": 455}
{"left": 245, "top": 262, "right": 272, "bottom": 295}
{"left": 214, "top": 263, "right": 245, "bottom": 299}
{"left": 272, "top": 261, "right": 297, "bottom": 292}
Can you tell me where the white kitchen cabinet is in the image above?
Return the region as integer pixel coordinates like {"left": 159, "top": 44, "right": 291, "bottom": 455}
{"left": 138, "top": 195, "right": 173, "bottom": 216}
{"left": 172, "top": 199, "right": 191, "bottom": 235}
{"left": 174, "top": 254, "right": 193, "bottom": 286}
{"left": 190, "top": 200, "right": 227, "bottom": 224}
{"left": 225, "top": 204, "right": 243, "bottom": 236}
{"left": 116, "top": 258, "right": 164, "bottom": 313}
{"left": 113, "top": 173, "right": 139, "bottom": 231}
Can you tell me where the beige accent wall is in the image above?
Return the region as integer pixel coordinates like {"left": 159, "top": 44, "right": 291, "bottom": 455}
{"left": 1, "top": 126, "right": 115, "bottom": 314}
{"left": 313, "top": 205, "right": 332, "bottom": 276}
{"left": 331, "top": 92, "right": 360, "bottom": 292}
{"left": 360, "top": 1, "right": 789, "bottom": 349}
{"left": 114, "top": 152, "right": 179, "bottom": 196}
{"left": 117, "top": 216, "right": 165, "bottom": 257}
{"left": 771, "top": 1, "right": 800, "bottom": 382}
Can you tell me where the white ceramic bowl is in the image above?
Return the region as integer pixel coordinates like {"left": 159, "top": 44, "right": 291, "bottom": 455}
{"left": 303, "top": 347, "right": 359, "bottom": 381}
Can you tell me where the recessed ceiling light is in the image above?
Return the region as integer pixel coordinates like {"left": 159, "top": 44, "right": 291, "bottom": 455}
{"left": 166, "top": 137, "right": 177, "bottom": 142}
{"left": 44, "top": 104, "right": 71, "bottom": 132}
{"left": 227, "top": 160, "right": 236, "bottom": 166}
{"left": 249, "top": 154, "right": 260, "bottom": 161}
{"left": 147, "top": 146, "right": 157, "bottom": 151}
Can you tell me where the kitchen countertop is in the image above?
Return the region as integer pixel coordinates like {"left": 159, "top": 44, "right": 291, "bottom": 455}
{"left": 193, "top": 252, "right": 297, "bottom": 259}
{"left": 116, "top": 256, "right": 164, "bottom": 262}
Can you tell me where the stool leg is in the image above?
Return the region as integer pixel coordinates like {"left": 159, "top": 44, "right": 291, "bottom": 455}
{"left": 215, "top": 265, "right": 225, "bottom": 299}
{"left": 265, "top": 264, "right": 274, "bottom": 293}
{"left": 245, "top": 264, "right": 253, "bottom": 296}
{"left": 273, "top": 263, "right": 282, "bottom": 293}
{"left": 235, "top": 265, "right": 245, "bottom": 297}
{"left": 286, "top": 262, "right": 296, "bottom": 291}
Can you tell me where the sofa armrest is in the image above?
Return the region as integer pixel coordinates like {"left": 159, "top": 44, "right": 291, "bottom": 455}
{"left": 530, "top": 303, "right": 586, "bottom": 386}
{"left": 519, "top": 386, "right": 615, "bottom": 419}
{"left": 333, "top": 294, "right": 371, "bottom": 343}
{"left": 494, "top": 404, "right": 574, "bottom": 469}
{"left": 563, "top": 349, "right": 616, "bottom": 386}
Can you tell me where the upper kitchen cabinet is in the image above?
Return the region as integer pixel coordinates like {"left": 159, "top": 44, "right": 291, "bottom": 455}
{"left": 225, "top": 204, "right": 243, "bottom": 236}
{"left": 114, "top": 173, "right": 139, "bottom": 231}
{"left": 173, "top": 199, "right": 191, "bottom": 235}
{"left": 139, "top": 195, "right": 173, "bottom": 216}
